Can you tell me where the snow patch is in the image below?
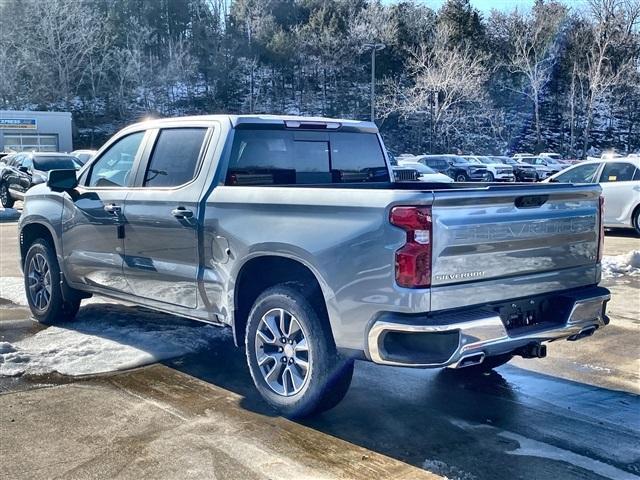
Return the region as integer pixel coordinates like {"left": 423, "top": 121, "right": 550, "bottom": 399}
{"left": 0, "top": 277, "right": 27, "bottom": 306}
{"left": 0, "top": 207, "right": 20, "bottom": 221}
{"left": 0, "top": 304, "right": 228, "bottom": 377}
{"left": 499, "top": 431, "right": 640, "bottom": 480}
{"left": 601, "top": 250, "right": 640, "bottom": 278}
{"left": 422, "top": 459, "right": 477, "bottom": 480}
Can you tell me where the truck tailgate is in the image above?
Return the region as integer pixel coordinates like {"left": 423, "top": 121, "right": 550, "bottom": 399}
{"left": 430, "top": 184, "right": 601, "bottom": 310}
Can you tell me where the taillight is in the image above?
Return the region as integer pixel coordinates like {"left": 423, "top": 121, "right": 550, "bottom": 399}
{"left": 390, "top": 206, "right": 432, "bottom": 288}
{"left": 597, "top": 195, "right": 604, "bottom": 262}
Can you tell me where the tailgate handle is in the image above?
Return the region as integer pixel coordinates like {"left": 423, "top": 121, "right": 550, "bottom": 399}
{"left": 515, "top": 195, "right": 548, "bottom": 208}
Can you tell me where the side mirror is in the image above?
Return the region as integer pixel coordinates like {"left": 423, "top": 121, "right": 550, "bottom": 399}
{"left": 47, "top": 169, "right": 78, "bottom": 192}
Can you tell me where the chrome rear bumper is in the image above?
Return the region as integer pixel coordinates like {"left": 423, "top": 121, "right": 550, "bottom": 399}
{"left": 367, "top": 288, "right": 610, "bottom": 368}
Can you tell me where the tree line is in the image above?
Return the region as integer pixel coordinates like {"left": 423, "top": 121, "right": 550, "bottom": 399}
{"left": 0, "top": 0, "right": 638, "bottom": 157}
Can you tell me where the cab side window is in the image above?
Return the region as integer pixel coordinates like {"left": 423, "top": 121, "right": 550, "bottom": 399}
{"left": 599, "top": 162, "right": 637, "bottom": 182}
{"left": 87, "top": 132, "right": 145, "bottom": 187}
{"left": 143, "top": 128, "right": 207, "bottom": 188}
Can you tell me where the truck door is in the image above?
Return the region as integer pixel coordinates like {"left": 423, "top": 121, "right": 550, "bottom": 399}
{"left": 122, "top": 126, "right": 212, "bottom": 308}
{"left": 61, "top": 131, "right": 147, "bottom": 293}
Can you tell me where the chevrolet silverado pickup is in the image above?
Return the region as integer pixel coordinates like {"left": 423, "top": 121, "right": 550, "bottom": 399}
{"left": 18, "top": 115, "right": 610, "bottom": 417}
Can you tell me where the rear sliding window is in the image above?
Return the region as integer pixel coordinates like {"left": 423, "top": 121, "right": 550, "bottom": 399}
{"left": 226, "top": 129, "right": 390, "bottom": 185}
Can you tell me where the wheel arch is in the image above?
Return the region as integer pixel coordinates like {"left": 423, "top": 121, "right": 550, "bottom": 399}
{"left": 631, "top": 203, "right": 640, "bottom": 231}
{"left": 19, "top": 221, "right": 59, "bottom": 270}
{"left": 231, "top": 254, "right": 336, "bottom": 349}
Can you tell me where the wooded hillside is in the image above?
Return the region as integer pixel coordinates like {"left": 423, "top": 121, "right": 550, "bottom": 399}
{"left": 0, "top": 0, "right": 638, "bottom": 156}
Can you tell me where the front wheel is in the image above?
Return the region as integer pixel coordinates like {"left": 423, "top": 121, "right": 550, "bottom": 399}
{"left": 486, "top": 172, "right": 495, "bottom": 182}
{"left": 245, "top": 285, "right": 353, "bottom": 418}
{"left": 24, "top": 239, "right": 81, "bottom": 324}
{"left": 455, "top": 173, "right": 468, "bottom": 182}
{"left": 0, "top": 183, "right": 14, "bottom": 208}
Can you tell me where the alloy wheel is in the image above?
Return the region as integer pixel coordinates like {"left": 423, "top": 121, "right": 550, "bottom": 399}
{"left": 254, "top": 308, "right": 310, "bottom": 396}
{"left": 27, "top": 253, "right": 52, "bottom": 311}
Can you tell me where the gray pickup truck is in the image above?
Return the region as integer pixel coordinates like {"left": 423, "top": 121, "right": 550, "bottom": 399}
{"left": 18, "top": 115, "right": 610, "bottom": 417}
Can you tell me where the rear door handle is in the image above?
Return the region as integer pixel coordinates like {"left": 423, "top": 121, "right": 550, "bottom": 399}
{"left": 171, "top": 207, "right": 193, "bottom": 219}
{"left": 104, "top": 203, "right": 122, "bottom": 214}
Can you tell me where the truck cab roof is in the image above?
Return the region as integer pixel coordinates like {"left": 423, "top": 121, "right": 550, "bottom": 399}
{"left": 125, "top": 114, "right": 378, "bottom": 133}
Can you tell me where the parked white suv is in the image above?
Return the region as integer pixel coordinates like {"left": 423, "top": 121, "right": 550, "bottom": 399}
{"left": 465, "top": 156, "right": 515, "bottom": 182}
{"left": 545, "top": 157, "right": 640, "bottom": 235}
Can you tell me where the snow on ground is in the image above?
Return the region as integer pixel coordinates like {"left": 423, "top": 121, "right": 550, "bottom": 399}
{"left": 601, "top": 250, "right": 640, "bottom": 278}
{"left": 0, "top": 277, "right": 28, "bottom": 306}
{"left": 0, "top": 304, "right": 228, "bottom": 376}
{"left": 0, "top": 277, "right": 229, "bottom": 377}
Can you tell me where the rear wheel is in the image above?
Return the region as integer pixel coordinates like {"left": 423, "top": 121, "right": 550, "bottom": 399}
{"left": 245, "top": 285, "right": 353, "bottom": 418}
{"left": 24, "top": 239, "right": 81, "bottom": 324}
{"left": 0, "top": 183, "right": 14, "bottom": 208}
{"left": 455, "top": 173, "right": 468, "bottom": 182}
{"left": 633, "top": 208, "right": 640, "bottom": 236}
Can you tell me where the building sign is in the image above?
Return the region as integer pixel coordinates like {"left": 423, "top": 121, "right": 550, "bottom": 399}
{"left": 0, "top": 118, "right": 37, "bottom": 130}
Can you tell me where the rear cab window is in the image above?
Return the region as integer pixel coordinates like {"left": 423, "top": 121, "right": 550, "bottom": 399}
{"left": 226, "top": 129, "right": 390, "bottom": 185}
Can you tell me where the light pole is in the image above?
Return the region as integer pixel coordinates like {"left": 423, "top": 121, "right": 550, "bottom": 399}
{"left": 363, "top": 43, "right": 385, "bottom": 122}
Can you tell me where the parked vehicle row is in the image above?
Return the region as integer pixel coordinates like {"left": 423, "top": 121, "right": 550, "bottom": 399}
{"left": 0, "top": 152, "right": 81, "bottom": 208}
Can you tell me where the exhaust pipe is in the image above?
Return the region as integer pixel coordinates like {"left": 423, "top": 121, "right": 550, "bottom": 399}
{"left": 456, "top": 352, "right": 485, "bottom": 368}
{"left": 516, "top": 342, "right": 547, "bottom": 359}
{"left": 568, "top": 325, "right": 598, "bottom": 341}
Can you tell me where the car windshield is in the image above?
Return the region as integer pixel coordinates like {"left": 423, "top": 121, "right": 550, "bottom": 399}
{"left": 489, "top": 157, "right": 505, "bottom": 164}
{"left": 449, "top": 157, "right": 468, "bottom": 165}
{"left": 477, "top": 157, "right": 495, "bottom": 164}
{"left": 32, "top": 156, "right": 79, "bottom": 171}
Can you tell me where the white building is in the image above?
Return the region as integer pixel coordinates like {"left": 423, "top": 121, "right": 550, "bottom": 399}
{"left": 0, "top": 110, "right": 72, "bottom": 153}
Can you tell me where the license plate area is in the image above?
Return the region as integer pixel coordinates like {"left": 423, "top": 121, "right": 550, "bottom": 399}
{"left": 495, "top": 295, "right": 573, "bottom": 331}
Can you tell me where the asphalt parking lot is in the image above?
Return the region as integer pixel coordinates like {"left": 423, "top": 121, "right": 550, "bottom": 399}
{"left": 1, "top": 212, "right": 638, "bottom": 480}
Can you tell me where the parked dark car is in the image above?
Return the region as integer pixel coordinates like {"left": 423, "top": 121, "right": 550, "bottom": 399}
{"left": 0, "top": 152, "right": 80, "bottom": 208}
{"left": 71, "top": 149, "right": 98, "bottom": 165}
{"left": 416, "top": 154, "right": 488, "bottom": 182}
{"left": 493, "top": 156, "right": 538, "bottom": 182}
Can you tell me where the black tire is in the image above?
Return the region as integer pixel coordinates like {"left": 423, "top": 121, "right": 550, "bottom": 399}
{"left": 486, "top": 172, "right": 495, "bottom": 182}
{"left": 633, "top": 208, "right": 640, "bottom": 236}
{"left": 451, "top": 353, "right": 513, "bottom": 375}
{"left": 455, "top": 172, "right": 468, "bottom": 182}
{"left": 24, "top": 238, "right": 81, "bottom": 324}
{"left": 245, "top": 284, "right": 353, "bottom": 418}
{"left": 534, "top": 173, "right": 540, "bottom": 182}
{"left": 0, "top": 183, "right": 14, "bottom": 208}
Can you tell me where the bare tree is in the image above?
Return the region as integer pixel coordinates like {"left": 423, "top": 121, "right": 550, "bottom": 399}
{"left": 0, "top": 22, "right": 26, "bottom": 108}
{"left": 580, "top": 0, "right": 639, "bottom": 156}
{"left": 380, "top": 24, "right": 488, "bottom": 151}
{"left": 501, "top": 7, "right": 565, "bottom": 147}
{"left": 25, "top": 0, "right": 107, "bottom": 108}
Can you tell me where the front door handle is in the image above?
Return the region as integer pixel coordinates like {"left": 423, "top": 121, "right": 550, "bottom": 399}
{"left": 104, "top": 203, "right": 122, "bottom": 215}
{"left": 171, "top": 207, "right": 193, "bottom": 219}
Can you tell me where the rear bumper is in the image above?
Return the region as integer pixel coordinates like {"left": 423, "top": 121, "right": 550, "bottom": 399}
{"left": 366, "top": 286, "right": 610, "bottom": 368}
